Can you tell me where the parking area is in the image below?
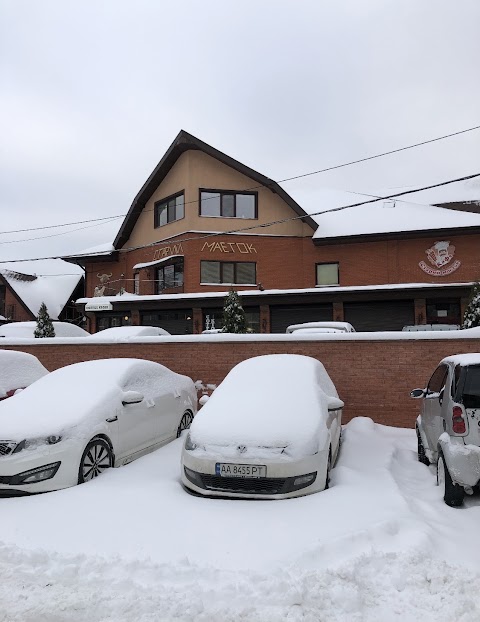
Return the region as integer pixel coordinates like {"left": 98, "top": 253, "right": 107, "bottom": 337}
{"left": 1, "top": 417, "right": 480, "bottom": 622}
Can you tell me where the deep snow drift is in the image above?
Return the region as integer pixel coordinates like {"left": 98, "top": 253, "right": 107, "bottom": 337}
{"left": 1, "top": 417, "right": 480, "bottom": 621}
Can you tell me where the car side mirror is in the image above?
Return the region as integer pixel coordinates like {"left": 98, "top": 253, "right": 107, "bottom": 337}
{"left": 121, "top": 390, "right": 144, "bottom": 406}
{"left": 439, "top": 388, "right": 444, "bottom": 406}
{"left": 327, "top": 396, "right": 344, "bottom": 411}
{"left": 410, "top": 388, "right": 425, "bottom": 398}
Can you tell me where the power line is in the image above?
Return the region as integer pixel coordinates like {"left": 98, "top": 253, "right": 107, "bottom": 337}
{"left": 1, "top": 122, "right": 479, "bottom": 240}
{"left": 2, "top": 171, "right": 479, "bottom": 266}
{"left": 0, "top": 217, "right": 122, "bottom": 246}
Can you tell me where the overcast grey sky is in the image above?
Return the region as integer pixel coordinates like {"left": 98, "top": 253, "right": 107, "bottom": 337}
{"left": 1, "top": 0, "right": 479, "bottom": 266}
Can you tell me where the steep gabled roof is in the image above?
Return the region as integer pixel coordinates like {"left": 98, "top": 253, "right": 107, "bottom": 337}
{"left": 0, "top": 259, "right": 84, "bottom": 320}
{"left": 113, "top": 130, "right": 317, "bottom": 249}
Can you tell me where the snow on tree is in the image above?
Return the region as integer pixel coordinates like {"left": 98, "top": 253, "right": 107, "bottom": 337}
{"left": 34, "top": 302, "right": 56, "bottom": 338}
{"left": 222, "top": 289, "right": 247, "bottom": 333}
{"left": 463, "top": 282, "right": 480, "bottom": 328}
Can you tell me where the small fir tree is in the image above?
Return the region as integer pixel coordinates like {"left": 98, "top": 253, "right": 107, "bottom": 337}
{"left": 34, "top": 302, "right": 56, "bottom": 338}
{"left": 463, "top": 282, "right": 480, "bottom": 329}
{"left": 222, "top": 289, "right": 247, "bottom": 333}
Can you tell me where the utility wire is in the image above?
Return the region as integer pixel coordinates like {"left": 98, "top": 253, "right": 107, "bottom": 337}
{"left": 2, "top": 171, "right": 479, "bottom": 266}
{"left": 1, "top": 122, "right": 479, "bottom": 239}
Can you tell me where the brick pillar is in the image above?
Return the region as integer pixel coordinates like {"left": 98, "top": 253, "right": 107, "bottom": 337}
{"left": 193, "top": 307, "right": 203, "bottom": 334}
{"left": 333, "top": 302, "right": 344, "bottom": 322}
{"left": 86, "top": 312, "right": 96, "bottom": 334}
{"left": 131, "top": 309, "right": 140, "bottom": 326}
{"left": 260, "top": 305, "right": 270, "bottom": 333}
{"left": 139, "top": 268, "right": 156, "bottom": 295}
{"left": 414, "top": 298, "right": 426, "bottom": 325}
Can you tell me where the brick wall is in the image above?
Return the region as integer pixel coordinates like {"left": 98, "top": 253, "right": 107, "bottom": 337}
{"left": 3, "top": 336, "right": 480, "bottom": 429}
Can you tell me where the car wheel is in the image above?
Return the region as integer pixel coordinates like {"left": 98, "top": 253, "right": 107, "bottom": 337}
{"left": 416, "top": 428, "right": 430, "bottom": 466}
{"left": 177, "top": 411, "right": 193, "bottom": 438}
{"left": 324, "top": 449, "right": 332, "bottom": 490}
{"left": 78, "top": 438, "right": 114, "bottom": 484}
{"left": 437, "top": 450, "right": 464, "bottom": 507}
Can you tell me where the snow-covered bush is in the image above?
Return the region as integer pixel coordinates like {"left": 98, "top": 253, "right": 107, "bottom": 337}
{"left": 222, "top": 289, "right": 247, "bottom": 333}
{"left": 34, "top": 302, "right": 56, "bottom": 338}
{"left": 463, "top": 282, "right": 480, "bottom": 328}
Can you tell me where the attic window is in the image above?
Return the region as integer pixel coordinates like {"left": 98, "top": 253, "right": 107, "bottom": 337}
{"left": 199, "top": 190, "right": 257, "bottom": 219}
{"left": 154, "top": 192, "right": 185, "bottom": 228}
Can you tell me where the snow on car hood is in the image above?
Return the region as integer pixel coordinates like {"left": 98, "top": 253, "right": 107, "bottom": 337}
{"left": 190, "top": 354, "right": 341, "bottom": 457}
{"left": 0, "top": 350, "right": 49, "bottom": 397}
{"left": 0, "top": 358, "right": 166, "bottom": 440}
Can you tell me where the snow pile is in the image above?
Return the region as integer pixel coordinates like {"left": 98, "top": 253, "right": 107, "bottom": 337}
{"left": 1, "top": 417, "right": 480, "bottom": 620}
{"left": 0, "top": 350, "right": 49, "bottom": 397}
{"left": 88, "top": 326, "right": 171, "bottom": 340}
{"left": 0, "top": 321, "right": 89, "bottom": 338}
{"left": 189, "top": 355, "right": 340, "bottom": 454}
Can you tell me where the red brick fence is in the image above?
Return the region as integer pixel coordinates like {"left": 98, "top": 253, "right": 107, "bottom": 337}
{"left": 2, "top": 334, "right": 480, "bottom": 428}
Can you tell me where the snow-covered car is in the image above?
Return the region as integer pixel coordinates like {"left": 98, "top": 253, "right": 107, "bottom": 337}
{"left": 0, "top": 322, "right": 89, "bottom": 338}
{"left": 0, "top": 350, "right": 49, "bottom": 400}
{"left": 89, "top": 326, "right": 171, "bottom": 339}
{"left": 181, "top": 354, "right": 343, "bottom": 499}
{"left": 286, "top": 321, "right": 355, "bottom": 334}
{"left": 411, "top": 354, "right": 480, "bottom": 507}
{"left": 0, "top": 358, "right": 197, "bottom": 495}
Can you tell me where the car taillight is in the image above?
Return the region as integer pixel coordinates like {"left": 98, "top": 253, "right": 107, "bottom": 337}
{"left": 452, "top": 406, "right": 466, "bottom": 434}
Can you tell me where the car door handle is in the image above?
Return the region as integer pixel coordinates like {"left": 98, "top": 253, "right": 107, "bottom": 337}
{"left": 106, "top": 416, "right": 118, "bottom": 422}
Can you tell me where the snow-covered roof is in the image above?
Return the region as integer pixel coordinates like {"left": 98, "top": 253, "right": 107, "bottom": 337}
{"left": 0, "top": 259, "right": 84, "bottom": 319}
{"left": 133, "top": 255, "right": 183, "bottom": 270}
{"left": 289, "top": 187, "right": 480, "bottom": 241}
{"left": 76, "top": 280, "right": 473, "bottom": 306}
{"left": 368, "top": 177, "right": 480, "bottom": 208}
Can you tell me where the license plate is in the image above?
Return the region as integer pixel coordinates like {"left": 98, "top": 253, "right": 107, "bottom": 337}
{"left": 215, "top": 463, "right": 267, "bottom": 478}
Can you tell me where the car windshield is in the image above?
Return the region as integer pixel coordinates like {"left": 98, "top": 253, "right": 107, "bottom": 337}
{"left": 461, "top": 366, "right": 480, "bottom": 408}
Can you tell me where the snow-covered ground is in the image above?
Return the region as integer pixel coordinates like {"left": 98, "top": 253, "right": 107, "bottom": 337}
{"left": 1, "top": 417, "right": 480, "bottom": 621}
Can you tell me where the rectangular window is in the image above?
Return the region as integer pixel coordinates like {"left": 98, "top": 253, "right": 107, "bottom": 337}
{"left": 134, "top": 273, "right": 140, "bottom": 295}
{"left": 201, "top": 261, "right": 256, "bottom": 285}
{"left": 316, "top": 263, "right": 339, "bottom": 286}
{"left": 199, "top": 190, "right": 256, "bottom": 219}
{"left": 156, "top": 262, "right": 184, "bottom": 292}
{"left": 154, "top": 192, "right": 185, "bottom": 228}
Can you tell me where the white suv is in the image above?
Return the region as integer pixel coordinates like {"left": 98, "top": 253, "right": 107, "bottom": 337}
{"left": 411, "top": 354, "right": 480, "bottom": 507}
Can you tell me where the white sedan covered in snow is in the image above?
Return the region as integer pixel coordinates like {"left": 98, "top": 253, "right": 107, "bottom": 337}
{"left": 0, "top": 359, "right": 197, "bottom": 495}
{"left": 0, "top": 350, "right": 49, "bottom": 400}
{"left": 181, "top": 354, "right": 343, "bottom": 499}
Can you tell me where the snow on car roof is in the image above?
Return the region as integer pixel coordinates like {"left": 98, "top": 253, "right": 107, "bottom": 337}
{"left": 0, "top": 358, "right": 176, "bottom": 439}
{"left": 287, "top": 321, "right": 354, "bottom": 333}
{"left": 0, "top": 322, "right": 89, "bottom": 338}
{"left": 442, "top": 353, "right": 480, "bottom": 366}
{"left": 190, "top": 354, "right": 339, "bottom": 453}
{"left": 0, "top": 350, "right": 49, "bottom": 397}
{"left": 88, "top": 326, "right": 170, "bottom": 340}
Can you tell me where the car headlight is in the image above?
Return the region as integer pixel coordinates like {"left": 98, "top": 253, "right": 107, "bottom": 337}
{"left": 12, "top": 436, "right": 63, "bottom": 453}
{"left": 184, "top": 433, "right": 197, "bottom": 451}
{"left": 13, "top": 462, "right": 61, "bottom": 485}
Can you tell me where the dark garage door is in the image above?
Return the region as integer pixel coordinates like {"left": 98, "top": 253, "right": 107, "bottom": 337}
{"left": 141, "top": 310, "right": 193, "bottom": 335}
{"left": 270, "top": 304, "right": 333, "bottom": 333}
{"left": 344, "top": 300, "right": 414, "bottom": 331}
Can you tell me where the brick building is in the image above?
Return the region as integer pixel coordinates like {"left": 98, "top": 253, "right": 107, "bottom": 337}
{"left": 68, "top": 131, "right": 480, "bottom": 334}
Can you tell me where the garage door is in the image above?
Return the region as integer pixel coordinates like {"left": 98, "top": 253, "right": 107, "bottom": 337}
{"left": 270, "top": 304, "right": 333, "bottom": 333}
{"left": 343, "top": 300, "right": 414, "bottom": 331}
{"left": 141, "top": 310, "right": 193, "bottom": 335}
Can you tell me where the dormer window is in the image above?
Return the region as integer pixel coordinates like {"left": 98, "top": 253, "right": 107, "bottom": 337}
{"left": 199, "top": 189, "right": 257, "bottom": 219}
{"left": 154, "top": 192, "right": 185, "bottom": 228}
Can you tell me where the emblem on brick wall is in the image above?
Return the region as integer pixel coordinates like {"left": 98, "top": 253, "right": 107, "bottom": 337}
{"left": 419, "top": 241, "right": 461, "bottom": 276}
